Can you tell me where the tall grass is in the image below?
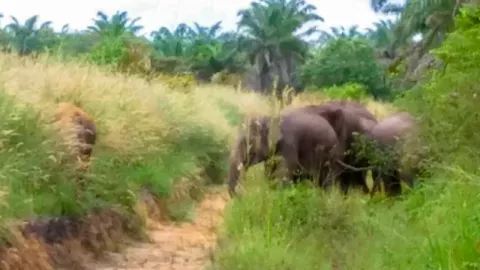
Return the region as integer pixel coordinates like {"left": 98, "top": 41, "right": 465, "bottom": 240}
{"left": 212, "top": 167, "right": 480, "bottom": 270}
{"left": 210, "top": 89, "right": 480, "bottom": 269}
{"left": 0, "top": 53, "right": 269, "bottom": 224}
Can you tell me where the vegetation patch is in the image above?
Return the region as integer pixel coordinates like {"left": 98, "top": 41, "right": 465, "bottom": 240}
{"left": 0, "top": 53, "right": 259, "bottom": 269}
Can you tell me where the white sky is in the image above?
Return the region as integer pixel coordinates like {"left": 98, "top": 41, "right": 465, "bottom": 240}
{"left": 0, "top": 0, "right": 404, "bottom": 36}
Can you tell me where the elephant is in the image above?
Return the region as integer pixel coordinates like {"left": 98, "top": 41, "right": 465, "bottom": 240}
{"left": 227, "top": 115, "right": 271, "bottom": 195}
{"left": 227, "top": 108, "right": 345, "bottom": 197}
{"left": 325, "top": 100, "right": 377, "bottom": 119}
{"left": 53, "top": 102, "right": 97, "bottom": 165}
{"left": 366, "top": 112, "right": 418, "bottom": 197}
{"left": 286, "top": 101, "right": 378, "bottom": 194}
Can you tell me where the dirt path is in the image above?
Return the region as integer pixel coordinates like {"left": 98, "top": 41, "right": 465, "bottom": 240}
{"left": 90, "top": 188, "right": 229, "bottom": 270}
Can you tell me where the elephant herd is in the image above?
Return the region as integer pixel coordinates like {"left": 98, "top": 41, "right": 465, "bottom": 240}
{"left": 227, "top": 100, "right": 420, "bottom": 198}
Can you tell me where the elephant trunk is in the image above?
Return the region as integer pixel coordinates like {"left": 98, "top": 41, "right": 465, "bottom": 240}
{"left": 227, "top": 134, "right": 248, "bottom": 197}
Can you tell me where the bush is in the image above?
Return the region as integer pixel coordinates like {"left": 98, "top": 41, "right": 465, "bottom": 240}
{"left": 319, "top": 82, "right": 369, "bottom": 101}
{"left": 87, "top": 35, "right": 153, "bottom": 75}
{"left": 300, "top": 37, "right": 391, "bottom": 99}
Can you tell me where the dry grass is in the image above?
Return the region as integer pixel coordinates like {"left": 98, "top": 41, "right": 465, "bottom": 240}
{"left": 0, "top": 53, "right": 271, "bottom": 156}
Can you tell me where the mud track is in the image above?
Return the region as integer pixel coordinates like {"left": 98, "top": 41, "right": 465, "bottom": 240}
{"left": 88, "top": 188, "right": 229, "bottom": 270}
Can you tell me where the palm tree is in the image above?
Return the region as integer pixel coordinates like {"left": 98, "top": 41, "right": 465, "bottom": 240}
{"left": 237, "top": 0, "right": 324, "bottom": 93}
{"left": 150, "top": 24, "right": 194, "bottom": 57}
{"left": 318, "top": 25, "right": 364, "bottom": 44}
{"left": 366, "top": 19, "right": 399, "bottom": 56}
{"left": 88, "top": 11, "right": 143, "bottom": 38}
{"left": 5, "top": 15, "right": 52, "bottom": 55}
{"left": 0, "top": 13, "right": 7, "bottom": 51}
{"left": 370, "top": 0, "right": 404, "bottom": 14}
{"left": 383, "top": 0, "right": 465, "bottom": 76}
{"left": 190, "top": 21, "right": 223, "bottom": 41}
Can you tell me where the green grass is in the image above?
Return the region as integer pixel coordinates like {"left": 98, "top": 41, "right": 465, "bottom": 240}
{"left": 211, "top": 163, "right": 480, "bottom": 270}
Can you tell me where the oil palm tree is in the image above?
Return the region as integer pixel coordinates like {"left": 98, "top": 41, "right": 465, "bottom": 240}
{"left": 237, "top": 0, "right": 323, "bottom": 93}
{"left": 318, "top": 25, "right": 364, "bottom": 44}
{"left": 384, "top": 0, "right": 466, "bottom": 75}
{"left": 5, "top": 15, "right": 52, "bottom": 55}
{"left": 88, "top": 11, "right": 143, "bottom": 38}
{"left": 150, "top": 23, "right": 194, "bottom": 57}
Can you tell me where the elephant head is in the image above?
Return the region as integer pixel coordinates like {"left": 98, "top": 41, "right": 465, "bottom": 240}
{"left": 227, "top": 115, "right": 272, "bottom": 196}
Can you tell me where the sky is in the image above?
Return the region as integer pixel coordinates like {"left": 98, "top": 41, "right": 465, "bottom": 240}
{"left": 0, "top": 0, "right": 403, "bottom": 37}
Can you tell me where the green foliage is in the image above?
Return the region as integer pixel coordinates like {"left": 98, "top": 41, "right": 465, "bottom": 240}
{"left": 0, "top": 92, "right": 83, "bottom": 218}
{"left": 87, "top": 36, "right": 128, "bottom": 68}
{"left": 212, "top": 166, "right": 480, "bottom": 270}
{"left": 396, "top": 5, "right": 480, "bottom": 172}
{"left": 300, "top": 37, "right": 391, "bottom": 99}
{"left": 319, "top": 82, "right": 369, "bottom": 101}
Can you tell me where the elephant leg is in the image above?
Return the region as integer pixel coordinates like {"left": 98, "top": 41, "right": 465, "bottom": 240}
{"left": 323, "top": 152, "right": 342, "bottom": 191}
{"left": 337, "top": 168, "right": 357, "bottom": 195}
{"left": 338, "top": 157, "right": 369, "bottom": 195}
{"left": 350, "top": 170, "right": 369, "bottom": 194}
{"left": 338, "top": 172, "right": 351, "bottom": 194}
{"left": 279, "top": 141, "right": 301, "bottom": 185}
{"left": 384, "top": 170, "right": 402, "bottom": 197}
{"left": 371, "top": 169, "right": 383, "bottom": 196}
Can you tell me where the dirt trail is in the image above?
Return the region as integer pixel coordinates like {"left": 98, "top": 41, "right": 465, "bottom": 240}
{"left": 90, "top": 188, "right": 229, "bottom": 270}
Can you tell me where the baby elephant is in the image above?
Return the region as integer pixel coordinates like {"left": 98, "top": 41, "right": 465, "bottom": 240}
{"left": 227, "top": 108, "right": 344, "bottom": 197}
{"left": 227, "top": 115, "right": 271, "bottom": 196}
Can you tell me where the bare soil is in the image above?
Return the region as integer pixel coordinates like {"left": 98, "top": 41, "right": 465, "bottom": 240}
{"left": 88, "top": 188, "right": 229, "bottom": 270}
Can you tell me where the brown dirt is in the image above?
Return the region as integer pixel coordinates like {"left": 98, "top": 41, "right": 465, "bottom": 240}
{"left": 88, "top": 188, "right": 229, "bottom": 270}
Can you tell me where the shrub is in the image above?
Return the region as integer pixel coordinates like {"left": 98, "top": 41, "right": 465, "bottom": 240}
{"left": 87, "top": 36, "right": 153, "bottom": 75}
{"left": 300, "top": 37, "right": 391, "bottom": 99}
{"left": 320, "top": 82, "right": 369, "bottom": 101}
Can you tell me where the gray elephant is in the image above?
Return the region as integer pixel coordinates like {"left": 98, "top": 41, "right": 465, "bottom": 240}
{"left": 366, "top": 112, "right": 418, "bottom": 197}
{"left": 227, "top": 108, "right": 345, "bottom": 197}
{"left": 288, "top": 101, "right": 378, "bottom": 194}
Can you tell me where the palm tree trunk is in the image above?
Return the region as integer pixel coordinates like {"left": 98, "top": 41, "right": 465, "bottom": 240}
{"left": 259, "top": 64, "right": 272, "bottom": 94}
{"left": 275, "top": 57, "right": 291, "bottom": 97}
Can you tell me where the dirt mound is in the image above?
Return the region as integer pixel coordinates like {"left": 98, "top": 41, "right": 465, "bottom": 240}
{"left": 89, "top": 187, "right": 229, "bottom": 270}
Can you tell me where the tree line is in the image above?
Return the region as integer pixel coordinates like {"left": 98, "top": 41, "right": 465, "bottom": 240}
{"left": 0, "top": 0, "right": 473, "bottom": 98}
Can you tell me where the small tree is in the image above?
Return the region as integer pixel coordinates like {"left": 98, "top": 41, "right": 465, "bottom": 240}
{"left": 300, "top": 37, "right": 391, "bottom": 99}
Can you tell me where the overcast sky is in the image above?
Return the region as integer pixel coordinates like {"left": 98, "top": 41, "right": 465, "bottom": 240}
{"left": 0, "top": 0, "right": 403, "bottom": 36}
